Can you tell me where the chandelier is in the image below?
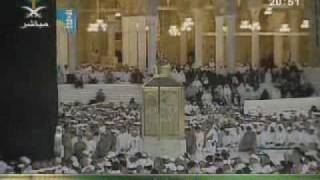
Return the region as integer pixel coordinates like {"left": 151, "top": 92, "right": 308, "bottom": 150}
{"left": 264, "top": 7, "right": 273, "bottom": 15}
{"left": 301, "top": 20, "right": 310, "bottom": 29}
{"left": 168, "top": 25, "right": 181, "bottom": 36}
{"left": 181, "top": 17, "right": 194, "bottom": 32}
{"left": 240, "top": 20, "right": 250, "bottom": 29}
{"left": 87, "top": 0, "right": 107, "bottom": 32}
{"left": 87, "top": 19, "right": 107, "bottom": 32}
{"left": 240, "top": 20, "right": 261, "bottom": 31}
{"left": 168, "top": 17, "right": 194, "bottom": 36}
{"left": 251, "top": 22, "right": 261, "bottom": 31}
{"left": 279, "top": 24, "right": 291, "bottom": 32}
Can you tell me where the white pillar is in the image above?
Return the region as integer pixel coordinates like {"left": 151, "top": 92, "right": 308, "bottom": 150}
{"left": 274, "top": 35, "right": 284, "bottom": 67}
{"left": 215, "top": 16, "right": 225, "bottom": 73}
{"left": 69, "top": 32, "right": 78, "bottom": 71}
{"left": 226, "top": 15, "right": 236, "bottom": 73}
{"left": 147, "top": 16, "right": 158, "bottom": 74}
{"left": 107, "top": 23, "right": 115, "bottom": 58}
{"left": 180, "top": 31, "right": 188, "bottom": 65}
{"left": 106, "top": 21, "right": 117, "bottom": 66}
{"left": 56, "top": 21, "right": 68, "bottom": 67}
{"left": 249, "top": 7, "right": 261, "bottom": 69}
{"left": 194, "top": 9, "right": 203, "bottom": 68}
{"left": 122, "top": 16, "right": 147, "bottom": 71}
{"left": 251, "top": 30, "right": 260, "bottom": 68}
{"left": 289, "top": 10, "right": 300, "bottom": 64}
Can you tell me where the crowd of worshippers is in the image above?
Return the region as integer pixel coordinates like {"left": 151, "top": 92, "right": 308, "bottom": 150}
{"left": 57, "top": 64, "right": 146, "bottom": 87}
{"left": 57, "top": 62, "right": 314, "bottom": 103}
{"left": 172, "top": 62, "right": 315, "bottom": 106}
{"left": 1, "top": 98, "right": 320, "bottom": 174}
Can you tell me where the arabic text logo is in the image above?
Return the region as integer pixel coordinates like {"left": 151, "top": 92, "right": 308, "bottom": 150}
{"left": 20, "top": 0, "right": 49, "bottom": 29}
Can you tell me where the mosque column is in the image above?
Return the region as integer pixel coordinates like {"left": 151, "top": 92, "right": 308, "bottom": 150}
{"left": 147, "top": 16, "right": 158, "bottom": 73}
{"left": 289, "top": 10, "right": 301, "bottom": 64}
{"left": 68, "top": 31, "right": 78, "bottom": 71}
{"left": 249, "top": 7, "right": 262, "bottom": 68}
{"left": 215, "top": 16, "right": 225, "bottom": 73}
{"left": 106, "top": 19, "right": 117, "bottom": 66}
{"left": 226, "top": 15, "right": 236, "bottom": 73}
{"left": 226, "top": 0, "right": 237, "bottom": 73}
{"left": 180, "top": 30, "right": 188, "bottom": 65}
{"left": 194, "top": 9, "right": 204, "bottom": 68}
{"left": 66, "top": 1, "right": 79, "bottom": 72}
{"left": 122, "top": 16, "right": 147, "bottom": 71}
{"left": 272, "top": 11, "right": 286, "bottom": 68}
{"left": 274, "top": 35, "right": 284, "bottom": 67}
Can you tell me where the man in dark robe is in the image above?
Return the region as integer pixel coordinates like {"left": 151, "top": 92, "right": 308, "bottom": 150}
{"left": 239, "top": 126, "right": 257, "bottom": 153}
{"left": 185, "top": 127, "right": 196, "bottom": 156}
{"left": 62, "top": 127, "right": 73, "bottom": 161}
{"left": 95, "top": 89, "right": 106, "bottom": 103}
{"left": 73, "top": 135, "right": 87, "bottom": 160}
{"left": 94, "top": 128, "right": 116, "bottom": 158}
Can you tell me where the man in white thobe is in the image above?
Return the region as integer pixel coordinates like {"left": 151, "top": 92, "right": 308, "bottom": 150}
{"left": 194, "top": 126, "right": 205, "bottom": 161}
{"left": 128, "top": 129, "right": 143, "bottom": 155}
{"left": 201, "top": 90, "right": 213, "bottom": 106}
{"left": 276, "top": 124, "right": 287, "bottom": 146}
{"left": 116, "top": 127, "right": 131, "bottom": 153}
{"left": 222, "top": 129, "right": 235, "bottom": 148}
{"left": 206, "top": 125, "right": 219, "bottom": 154}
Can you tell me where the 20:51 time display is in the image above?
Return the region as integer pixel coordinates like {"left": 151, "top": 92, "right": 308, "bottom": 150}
{"left": 269, "top": 0, "right": 300, "bottom": 7}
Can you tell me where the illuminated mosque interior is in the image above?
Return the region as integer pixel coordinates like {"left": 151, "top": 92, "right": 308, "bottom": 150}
{"left": 56, "top": 0, "right": 320, "bottom": 73}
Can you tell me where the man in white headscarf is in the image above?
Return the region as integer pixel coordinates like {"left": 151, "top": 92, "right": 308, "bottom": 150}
{"left": 116, "top": 126, "right": 131, "bottom": 153}
{"left": 201, "top": 90, "right": 213, "bottom": 106}
{"left": 54, "top": 126, "right": 64, "bottom": 158}
{"left": 222, "top": 129, "right": 235, "bottom": 148}
{"left": 276, "top": 124, "right": 287, "bottom": 146}
{"left": 194, "top": 126, "right": 205, "bottom": 161}
{"left": 177, "top": 69, "right": 186, "bottom": 84}
{"left": 285, "top": 127, "right": 295, "bottom": 147}
{"left": 185, "top": 101, "right": 194, "bottom": 116}
{"left": 237, "top": 82, "right": 246, "bottom": 106}
{"left": 206, "top": 125, "right": 219, "bottom": 154}
{"left": 265, "top": 123, "right": 277, "bottom": 147}
{"left": 303, "top": 127, "right": 319, "bottom": 148}
{"left": 128, "top": 128, "right": 143, "bottom": 155}
{"left": 171, "top": 68, "right": 179, "bottom": 81}
{"left": 223, "top": 84, "right": 232, "bottom": 105}
{"left": 291, "top": 126, "right": 303, "bottom": 146}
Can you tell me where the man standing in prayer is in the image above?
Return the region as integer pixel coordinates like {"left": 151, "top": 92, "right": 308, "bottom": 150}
{"left": 239, "top": 126, "right": 257, "bottom": 153}
{"left": 201, "top": 90, "right": 213, "bottom": 106}
{"left": 223, "top": 84, "right": 232, "bottom": 105}
{"left": 62, "top": 126, "right": 73, "bottom": 161}
{"left": 265, "top": 124, "right": 277, "bottom": 147}
{"left": 116, "top": 126, "right": 131, "bottom": 153}
{"left": 206, "top": 125, "right": 219, "bottom": 153}
{"left": 94, "top": 126, "right": 116, "bottom": 158}
{"left": 194, "top": 125, "right": 205, "bottom": 161}
{"left": 84, "top": 132, "right": 98, "bottom": 157}
{"left": 222, "top": 129, "right": 235, "bottom": 148}
{"left": 95, "top": 89, "right": 106, "bottom": 103}
{"left": 128, "top": 128, "right": 143, "bottom": 155}
{"left": 73, "top": 135, "right": 87, "bottom": 160}
{"left": 186, "top": 127, "right": 196, "bottom": 156}
{"left": 54, "top": 126, "right": 64, "bottom": 158}
{"left": 276, "top": 124, "right": 287, "bottom": 146}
